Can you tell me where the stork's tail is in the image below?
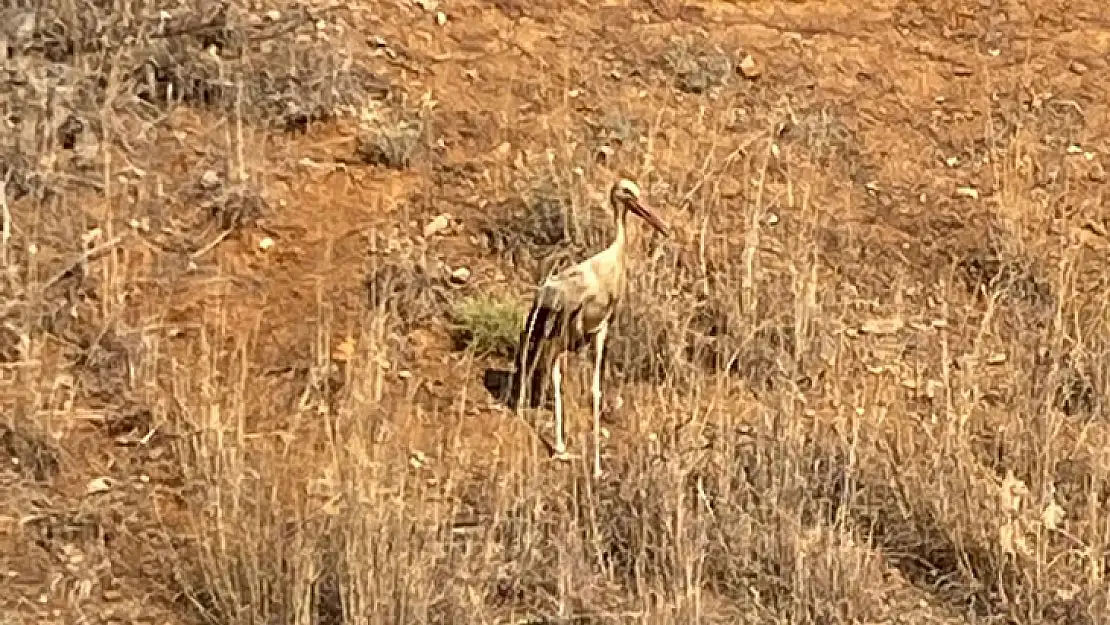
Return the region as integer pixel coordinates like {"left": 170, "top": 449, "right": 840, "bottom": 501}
{"left": 508, "top": 302, "right": 552, "bottom": 409}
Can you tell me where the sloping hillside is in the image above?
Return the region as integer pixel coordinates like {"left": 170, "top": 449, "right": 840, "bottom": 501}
{"left": 2, "top": 1, "right": 1109, "bottom": 623}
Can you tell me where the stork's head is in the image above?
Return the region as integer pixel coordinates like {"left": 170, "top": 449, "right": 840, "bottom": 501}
{"left": 610, "top": 178, "right": 669, "bottom": 237}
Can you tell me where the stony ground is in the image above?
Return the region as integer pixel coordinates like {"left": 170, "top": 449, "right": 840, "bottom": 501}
{"left": 2, "top": 1, "right": 1110, "bottom": 624}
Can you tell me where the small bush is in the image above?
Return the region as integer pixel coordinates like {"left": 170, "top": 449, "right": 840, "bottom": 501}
{"left": 365, "top": 255, "right": 451, "bottom": 333}
{"left": 355, "top": 102, "right": 429, "bottom": 169}
{"left": 449, "top": 296, "right": 523, "bottom": 358}
{"left": 660, "top": 36, "right": 734, "bottom": 94}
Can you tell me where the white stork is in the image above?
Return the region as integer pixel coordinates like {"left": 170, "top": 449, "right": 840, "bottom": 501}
{"left": 510, "top": 178, "right": 670, "bottom": 476}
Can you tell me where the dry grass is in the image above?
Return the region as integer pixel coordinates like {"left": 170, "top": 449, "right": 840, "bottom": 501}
{"left": 3, "top": 1, "right": 1110, "bottom": 624}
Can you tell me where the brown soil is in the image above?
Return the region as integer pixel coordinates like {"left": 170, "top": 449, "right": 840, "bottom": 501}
{"left": 3, "top": 1, "right": 1110, "bottom": 624}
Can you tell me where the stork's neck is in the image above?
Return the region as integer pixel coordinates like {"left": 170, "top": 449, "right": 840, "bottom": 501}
{"left": 610, "top": 207, "right": 629, "bottom": 257}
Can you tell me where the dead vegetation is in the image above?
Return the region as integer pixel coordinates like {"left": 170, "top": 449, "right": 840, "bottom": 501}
{"left": 3, "top": 1, "right": 1110, "bottom": 624}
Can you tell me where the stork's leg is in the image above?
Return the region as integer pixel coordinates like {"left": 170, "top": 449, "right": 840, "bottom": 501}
{"left": 551, "top": 351, "right": 569, "bottom": 459}
{"left": 591, "top": 323, "right": 608, "bottom": 478}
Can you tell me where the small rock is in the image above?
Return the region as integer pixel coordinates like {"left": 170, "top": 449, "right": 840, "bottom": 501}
{"left": 956, "top": 186, "right": 979, "bottom": 200}
{"left": 86, "top": 477, "right": 114, "bottom": 495}
{"left": 953, "top": 65, "right": 973, "bottom": 77}
{"left": 423, "top": 214, "right": 451, "bottom": 237}
{"left": 265, "top": 9, "right": 281, "bottom": 21}
{"left": 450, "top": 266, "right": 471, "bottom": 284}
{"left": 987, "top": 353, "right": 1007, "bottom": 364}
{"left": 102, "top": 590, "right": 122, "bottom": 602}
{"left": 1069, "top": 60, "right": 1088, "bottom": 75}
{"left": 739, "top": 54, "right": 761, "bottom": 79}
{"left": 766, "top": 213, "right": 779, "bottom": 225}
{"left": 258, "top": 237, "right": 275, "bottom": 251}
{"left": 200, "top": 169, "right": 221, "bottom": 190}
{"left": 435, "top": 11, "right": 447, "bottom": 25}
{"left": 414, "top": 0, "right": 438, "bottom": 11}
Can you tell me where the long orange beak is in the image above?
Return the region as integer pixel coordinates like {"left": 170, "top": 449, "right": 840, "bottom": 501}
{"left": 629, "top": 198, "right": 670, "bottom": 237}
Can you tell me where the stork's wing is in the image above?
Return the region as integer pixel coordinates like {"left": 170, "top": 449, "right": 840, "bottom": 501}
{"left": 535, "top": 264, "right": 593, "bottom": 311}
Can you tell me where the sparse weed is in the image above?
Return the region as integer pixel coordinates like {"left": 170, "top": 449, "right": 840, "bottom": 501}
{"left": 449, "top": 295, "right": 523, "bottom": 358}
{"left": 660, "top": 36, "right": 734, "bottom": 94}
{"left": 355, "top": 100, "right": 430, "bottom": 169}
{"left": 3, "top": 0, "right": 1110, "bottom": 624}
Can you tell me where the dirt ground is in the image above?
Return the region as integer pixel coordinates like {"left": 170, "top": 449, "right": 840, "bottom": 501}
{"left": 3, "top": 0, "right": 1110, "bottom": 623}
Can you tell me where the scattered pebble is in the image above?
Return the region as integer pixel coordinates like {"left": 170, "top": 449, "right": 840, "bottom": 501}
{"left": 739, "top": 54, "right": 760, "bottom": 79}
{"left": 450, "top": 266, "right": 471, "bottom": 284}
{"left": 258, "top": 237, "right": 274, "bottom": 251}
{"left": 200, "top": 169, "right": 221, "bottom": 190}
{"left": 766, "top": 213, "right": 779, "bottom": 225}
{"left": 423, "top": 214, "right": 451, "bottom": 237}
{"left": 86, "top": 476, "right": 114, "bottom": 495}
{"left": 435, "top": 11, "right": 447, "bottom": 25}
{"left": 987, "top": 353, "right": 1007, "bottom": 364}
{"left": 956, "top": 186, "right": 979, "bottom": 200}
